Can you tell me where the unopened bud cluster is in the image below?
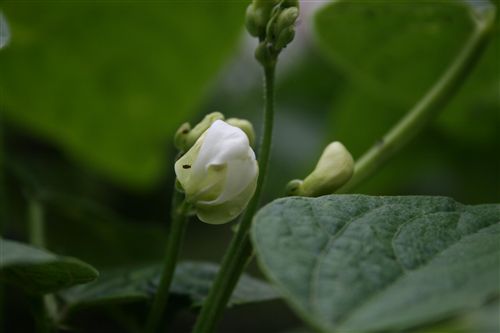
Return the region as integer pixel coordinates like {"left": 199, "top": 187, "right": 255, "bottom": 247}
{"left": 245, "top": 0, "right": 299, "bottom": 65}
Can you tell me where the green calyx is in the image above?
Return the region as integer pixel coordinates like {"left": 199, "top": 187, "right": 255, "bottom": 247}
{"left": 245, "top": 0, "right": 299, "bottom": 66}
{"left": 174, "top": 112, "right": 256, "bottom": 152}
{"left": 174, "top": 112, "right": 224, "bottom": 152}
{"left": 226, "top": 118, "right": 256, "bottom": 147}
{"left": 286, "top": 142, "right": 355, "bottom": 197}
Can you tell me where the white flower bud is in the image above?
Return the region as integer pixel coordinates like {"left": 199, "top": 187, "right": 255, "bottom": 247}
{"left": 175, "top": 120, "right": 259, "bottom": 224}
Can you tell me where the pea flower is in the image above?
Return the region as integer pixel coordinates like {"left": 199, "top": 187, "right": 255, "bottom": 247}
{"left": 174, "top": 120, "right": 259, "bottom": 224}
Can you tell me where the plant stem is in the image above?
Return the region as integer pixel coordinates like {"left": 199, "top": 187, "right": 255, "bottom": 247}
{"left": 337, "top": 11, "right": 496, "bottom": 194}
{"left": 145, "top": 190, "right": 190, "bottom": 333}
{"left": 0, "top": 117, "right": 7, "bottom": 234}
{"left": 0, "top": 117, "right": 6, "bottom": 332}
{"left": 28, "top": 198, "right": 45, "bottom": 248}
{"left": 27, "top": 198, "right": 57, "bottom": 333}
{"left": 191, "top": 63, "right": 276, "bottom": 333}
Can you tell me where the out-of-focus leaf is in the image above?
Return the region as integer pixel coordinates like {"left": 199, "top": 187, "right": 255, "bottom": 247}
{"left": 435, "top": 30, "right": 500, "bottom": 145}
{"left": 313, "top": 0, "right": 499, "bottom": 197}
{"left": 0, "top": 238, "right": 98, "bottom": 294}
{"left": 0, "top": 2, "right": 245, "bottom": 187}
{"left": 252, "top": 195, "right": 500, "bottom": 333}
{"left": 319, "top": 84, "right": 500, "bottom": 202}
{"left": 42, "top": 192, "right": 168, "bottom": 268}
{"left": 314, "top": 0, "right": 490, "bottom": 104}
{"left": 315, "top": 0, "right": 499, "bottom": 150}
{"left": 61, "top": 261, "right": 279, "bottom": 312}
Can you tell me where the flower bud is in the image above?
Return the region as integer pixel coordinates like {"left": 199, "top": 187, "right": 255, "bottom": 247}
{"left": 275, "top": 7, "right": 299, "bottom": 36}
{"left": 245, "top": 5, "right": 262, "bottom": 37}
{"left": 175, "top": 120, "right": 259, "bottom": 224}
{"left": 255, "top": 42, "right": 274, "bottom": 67}
{"left": 246, "top": 0, "right": 299, "bottom": 64}
{"left": 226, "top": 118, "right": 256, "bottom": 147}
{"left": 270, "top": 7, "right": 298, "bottom": 51}
{"left": 275, "top": 26, "right": 295, "bottom": 51}
{"left": 245, "top": 0, "right": 279, "bottom": 39}
{"left": 286, "top": 142, "right": 354, "bottom": 197}
{"left": 174, "top": 112, "right": 224, "bottom": 152}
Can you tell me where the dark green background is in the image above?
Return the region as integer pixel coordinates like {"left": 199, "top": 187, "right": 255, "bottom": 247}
{"left": 1, "top": 0, "right": 498, "bottom": 332}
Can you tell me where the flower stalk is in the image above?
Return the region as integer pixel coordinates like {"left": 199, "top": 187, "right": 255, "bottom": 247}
{"left": 191, "top": 62, "right": 276, "bottom": 333}
{"left": 145, "top": 189, "right": 190, "bottom": 333}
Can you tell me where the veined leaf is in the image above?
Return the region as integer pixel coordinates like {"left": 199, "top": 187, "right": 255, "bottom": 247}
{"left": 61, "top": 261, "right": 278, "bottom": 312}
{"left": 252, "top": 195, "right": 500, "bottom": 332}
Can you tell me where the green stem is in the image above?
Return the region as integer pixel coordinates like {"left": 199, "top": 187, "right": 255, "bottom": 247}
{"left": 337, "top": 11, "right": 496, "bottom": 194}
{"left": 0, "top": 118, "right": 6, "bottom": 332}
{"left": 191, "top": 63, "right": 276, "bottom": 333}
{"left": 28, "top": 199, "right": 45, "bottom": 248}
{"left": 0, "top": 117, "right": 7, "bottom": 234}
{"left": 27, "top": 198, "right": 56, "bottom": 333}
{"left": 145, "top": 190, "right": 190, "bottom": 333}
{"left": 31, "top": 297, "right": 51, "bottom": 333}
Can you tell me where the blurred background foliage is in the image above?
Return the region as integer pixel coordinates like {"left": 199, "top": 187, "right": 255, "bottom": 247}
{"left": 0, "top": 0, "right": 498, "bottom": 332}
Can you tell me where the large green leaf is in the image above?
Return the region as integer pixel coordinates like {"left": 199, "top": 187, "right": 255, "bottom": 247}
{"left": 314, "top": 0, "right": 499, "bottom": 152}
{"left": 0, "top": 2, "right": 245, "bottom": 187}
{"left": 251, "top": 195, "right": 500, "bottom": 332}
{"left": 0, "top": 238, "right": 99, "bottom": 294}
{"left": 61, "top": 261, "right": 278, "bottom": 312}
{"left": 314, "top": 0, "right": 484, "bottom": 104}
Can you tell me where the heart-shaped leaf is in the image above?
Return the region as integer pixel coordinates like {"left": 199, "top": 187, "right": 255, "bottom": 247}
{"left": 61, "top": 261, "right": 278, "bottom": 312}
{"left": 252, "top": 195, "right": 500, "bottom": 332}
{"left": 0, "top": 238, "right": 99, "bottom": 294}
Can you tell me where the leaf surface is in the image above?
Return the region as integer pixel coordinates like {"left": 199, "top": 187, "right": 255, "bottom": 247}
{"left": 0, "top": 2, "right": 245, "bottom": 186}
{"left": 252, "top": 195, "right": 500, "bottom": 332}
{"left": 61, "top": 261, "right": 278, "bottom": 311}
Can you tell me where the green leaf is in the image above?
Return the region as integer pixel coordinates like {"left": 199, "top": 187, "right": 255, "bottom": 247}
{"left": 435, "top": 29, "right": 500, "bottom": 145}
{"left": 251, "top": 195, "right": 500, "bottom": 332}
{"left": 314, "top": 0, "right": 499, "bottom": 198}
{"left": 61, "top": 261, "right": 278, "bottom": 312}
{"left": 0, "top": 2, "right": 245, "bottom": 187}
{"left": 314, "top": 0, "right": 484, "bottom": 104}
{"left": 0, "top": 238, "right": 99, "bottom": 294}
{"left": 43, "top": 192, "right": 169, "bottom": 268}
{"left": 314, "top": 0, "right": 499, "bottom": 153}
{"left": 314, "top": 0, "right": 499, "bottom": 147}
{"left": 411, "top": 300, "right": 500, "bottom": 333}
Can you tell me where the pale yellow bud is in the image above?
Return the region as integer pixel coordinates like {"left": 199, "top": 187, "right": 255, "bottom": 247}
{"left": 286, "top": 142, "right": 354, "bottom": 197}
